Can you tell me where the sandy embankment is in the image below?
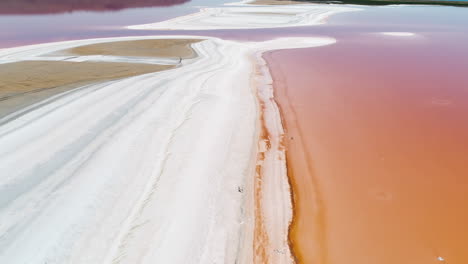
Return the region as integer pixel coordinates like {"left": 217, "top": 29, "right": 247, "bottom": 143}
{"left": 65, "top": 39, "right": 200, "bottom": 58}
{"left": 0, "top": 61, "right": 173, "bottom": 118}
{"left": 264, "top": 50, "right": 327, "bottom": 263}
{"left": 0, "top": 38, "right": 199, "bottom": 119}
{"left": 248, "top": 38, "right": 336, "bottom": 264}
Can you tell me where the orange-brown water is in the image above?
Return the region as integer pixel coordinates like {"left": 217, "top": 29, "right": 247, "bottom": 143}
{"left": 266, "top": 33, "right": 468, "bottom": 264}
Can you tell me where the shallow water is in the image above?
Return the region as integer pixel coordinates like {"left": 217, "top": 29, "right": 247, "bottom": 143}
{"left": 266, "top": 5, "right": 468, "bottom": 264}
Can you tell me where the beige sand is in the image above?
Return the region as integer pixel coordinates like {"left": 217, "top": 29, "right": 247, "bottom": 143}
{"left": 0, "top": 61, "right": 174, "bottom": 118}
{"left": 63, "top": 39, "right": 202, "bottom": 58}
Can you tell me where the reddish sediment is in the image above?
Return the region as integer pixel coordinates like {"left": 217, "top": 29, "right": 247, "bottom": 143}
{"left": 265, "top": 34, "right": 468, "bottom": 264}
{"left": 253, "top": 96, "right": 271, "bottom": 263}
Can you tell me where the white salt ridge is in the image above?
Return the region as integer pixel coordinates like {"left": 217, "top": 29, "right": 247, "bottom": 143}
{"left": 126, "top": 4, "right": 360, "bottom": 30}
{"left": 0, "top": 36, "right": 335, "bottom": 264}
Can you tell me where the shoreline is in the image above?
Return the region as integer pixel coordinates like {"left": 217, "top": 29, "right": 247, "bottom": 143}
{"left": 251, "top": 49, "right": 294, "bottom": 264}
{"left": 264, "top": 50, "right": 327, "bottom": 263}
{"left": 248, "top": 37, "right": 336, "bottom": 264}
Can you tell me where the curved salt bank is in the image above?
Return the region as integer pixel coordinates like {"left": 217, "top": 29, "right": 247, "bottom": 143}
{"left": 0, "top": 36, "right": 334, "bottom": 264}
{"left": 126, "top": 4, "right": 359, "bottom": 30}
